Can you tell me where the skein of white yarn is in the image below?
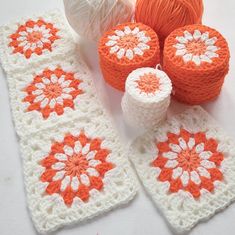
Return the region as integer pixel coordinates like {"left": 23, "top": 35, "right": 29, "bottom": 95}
{"left": 121, "top": 66, "right": 172, "bottom": 130}
{"left": 63, "top": 0, "right": 135, "bottom": 41}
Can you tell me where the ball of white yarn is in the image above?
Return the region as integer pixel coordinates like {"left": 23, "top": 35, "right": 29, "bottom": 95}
{"left": 63, "top": 0, "right": 135, "bottom": 41}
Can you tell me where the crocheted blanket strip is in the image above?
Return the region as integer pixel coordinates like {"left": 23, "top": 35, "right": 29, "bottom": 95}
{"left": 0, "top": 10, "right": 138, "bottom": 234}
{"left": 130, "top": 106, "right": 235, "bottom": 232}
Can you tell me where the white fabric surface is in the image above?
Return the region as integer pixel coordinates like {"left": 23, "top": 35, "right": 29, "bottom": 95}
{"left": 0, "top": 0, "right": 235, "bottom": 234}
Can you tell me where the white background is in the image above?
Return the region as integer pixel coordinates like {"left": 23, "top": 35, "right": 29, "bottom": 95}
{"left": 0, "top": 0, "right": 235, "bottom": 235}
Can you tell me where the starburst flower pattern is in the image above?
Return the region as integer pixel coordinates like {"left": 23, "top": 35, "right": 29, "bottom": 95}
{"left": 136, "top": 73, "right": 160, "bottom": 94}
{"left": 174, "top": 30, "right": 219, "bottom": 66}
{"left": 105, "top": 26, "right": 151, "bottom": 60}
{"left": 152, "top": 129, "right": 224, "bottom": 198}
{"left": 40, "top": 132, "right": 115, "bottom": 206}
{"left": 9, "top": 19, "right": 60, "bottom": 59}
{"left": 23, "top": 67, "right": 83, "bottom": 119}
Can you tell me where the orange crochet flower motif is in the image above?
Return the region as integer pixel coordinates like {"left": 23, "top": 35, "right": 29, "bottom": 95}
{"left": 136, "top": 73, "right": 160, "bottom": 94}
{"left": 40, "top": 132, "right": 114, "bottom": 206}
{"left": 23, "top": 67, "right": 83, "bottom": 119}
{"left": 9, "top": 19, "right": 60, "bottom": 59}
{"left": 151, "top": 129, "right": 224, "bottom": 198}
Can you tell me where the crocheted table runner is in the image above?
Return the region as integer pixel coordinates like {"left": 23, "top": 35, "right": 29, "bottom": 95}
{"left": 0, "top": 10, "right": 137, "bottom": 234}
{"left": 130, "top": 106, "right": 235, "bottom": 232}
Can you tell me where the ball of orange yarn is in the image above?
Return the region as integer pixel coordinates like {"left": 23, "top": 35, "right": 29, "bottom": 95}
{"left": 135, "top": 0, "right": 204, "bottom": 46}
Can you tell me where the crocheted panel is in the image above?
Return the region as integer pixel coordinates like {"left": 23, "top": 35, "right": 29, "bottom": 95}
{"left": 99, "top": 22, "right": 160, "bottom": 66}
{"left": 1, "top": 10, "right": 138, "bottom": 234}
{"left": 0, "top": 10, "right": 75, "bottom": 73}
{"left": 164, "top": 24, "right": 230, "bottom": 71}
{"left": 7, "top": 57, "right": 101, "bottom": 137}
{"left": 20, "top": 116, "right": 137, "bottom": 234}
{"left": 130, "top": 106, "right": 235, "bottom": 232}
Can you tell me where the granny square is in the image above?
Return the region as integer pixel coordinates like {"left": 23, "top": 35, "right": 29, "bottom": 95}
{"left": 0, "top": 10, "right": 75, "bottom": 73}
{"left": 20, "top": 115, "right": 137, "bottom": 234}
{"left": 6, "top": 56, "right": 101, "bottom": 137}
{"left": 130, "top": 106, "right": 235, "bottom": 232}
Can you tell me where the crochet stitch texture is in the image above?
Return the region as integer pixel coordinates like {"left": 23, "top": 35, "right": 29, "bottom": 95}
{"left": 0, "top": 11, "right": 76, "bottom": 74}
{"left": 130, "top": 106, "right": 235, "bottom": 232}
{"left": 121, "top": 66, "right": 172, "bottom": 129}
{"left": 0, "top": 10, "right": 138, "bottom": 234}
{"left": 163, "top": 24, "right": 230, "bottom": 105}
{"left": 98, "top": 22, "right": 160, "bottom": 91}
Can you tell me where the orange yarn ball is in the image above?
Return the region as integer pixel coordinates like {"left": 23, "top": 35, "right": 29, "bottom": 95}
{"left": 135, "top": 0, "right": 204, "bottom": 46}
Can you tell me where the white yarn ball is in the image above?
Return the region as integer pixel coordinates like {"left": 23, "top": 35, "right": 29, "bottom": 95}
{"left": 63, "top": 0, "right": 135, "bottom": 41}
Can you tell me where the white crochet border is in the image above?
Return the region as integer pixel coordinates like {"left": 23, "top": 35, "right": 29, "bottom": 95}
{"left": 130, "top": 106, "right": 235, "bottom": 233}
{"left": 0, "top": 10, "right": 138, "bottom": 234}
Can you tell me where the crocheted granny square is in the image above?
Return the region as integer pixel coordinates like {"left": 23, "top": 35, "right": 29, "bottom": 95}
{"left": 20, "top": 115, "right": 137, "bottom": 234}
{"left": 6, "top": 56, "right": 101, "bottom": 137}
{"left": 130, "top": 106, "right": 235, "bottom": 232}
{"left": 0, "top": 10, "right": 75, "bottom": 73}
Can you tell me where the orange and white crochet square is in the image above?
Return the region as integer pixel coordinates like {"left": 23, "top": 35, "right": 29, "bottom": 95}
{"left": 130, "top": 106, "right": 235, "bottom": 232}
{"left": 0, "top": 10, "right": 137, "bottom": 234}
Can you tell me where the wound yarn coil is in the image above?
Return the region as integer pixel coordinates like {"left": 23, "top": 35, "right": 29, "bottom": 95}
{"left": 135, "top": 0, "right": 204, "bottom": 47}
{"left": 121, "top": 66, "right": 172, "bottom": 129}
{"left": 163, "top": 24, "right": 230, "bottom": 105}
{"left": 98, "top": 22, "right": 160, "bottom": 91}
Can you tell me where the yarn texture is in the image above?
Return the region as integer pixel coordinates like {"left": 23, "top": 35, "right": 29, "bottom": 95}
{"left": 130, "top": 106, "right": 235, "bottom": 232}
{"left": 64, "top": 0, "right": 135, "bottom": 41}
{"left": 0, "top": 11, "right": 76, "bottom": 74}
{"left": 163, "top": 24, "right": 230, "bottom": 104}
{"left": 122, "top": 66, "right": 172, "bottom": 129}
{"left": 135, "top": 0, "right": 204, "bottom": 46}
{"left": 98, "top": 22, "right": 160, "bottom": 91}
{"left": 0, "top": 10, "right": 138, "bottom": 234}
